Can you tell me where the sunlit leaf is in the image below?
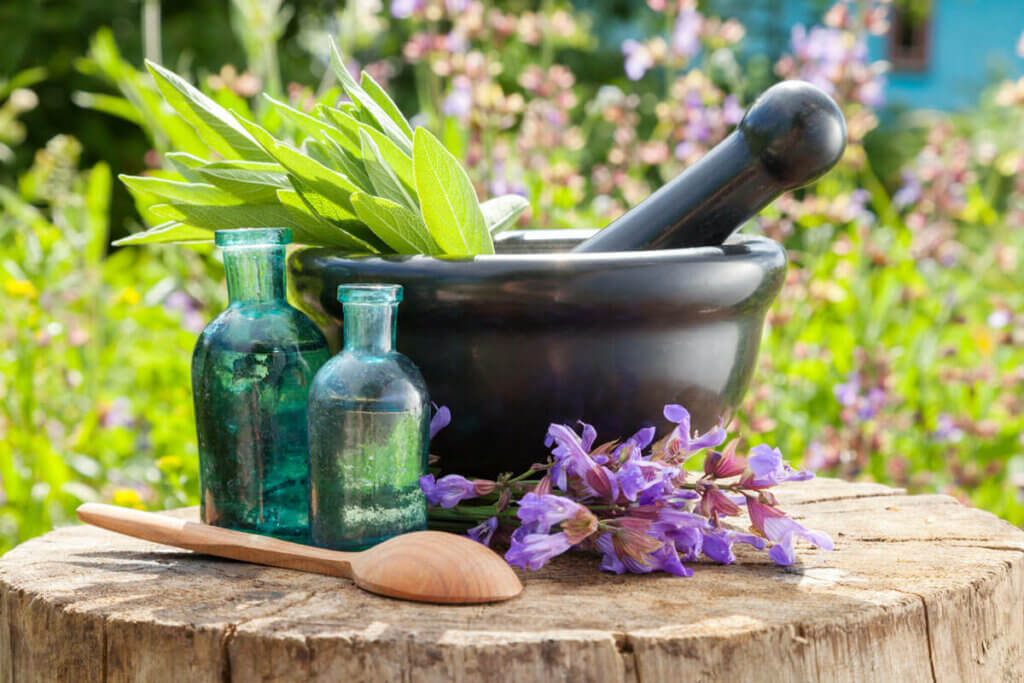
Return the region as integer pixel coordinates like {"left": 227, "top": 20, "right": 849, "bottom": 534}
{"left": 145, "top": 59, "right": 270, "bottom": 161}
{"left": 112, "top": 221, "right": 213, "bottom": 245}
{"left": 481, "top": 195, "right": 530, "bottom": 234}
{"left": 413, "top": 127, "right": 493, "bottom": 255}
{"left": 360, "top": 130, "right": 416, "bottom": 210}
{"left": 351, "top": 191, "right": 441, "bottom": 255}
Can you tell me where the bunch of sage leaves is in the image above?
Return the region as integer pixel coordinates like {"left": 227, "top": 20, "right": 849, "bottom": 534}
{"left": 116, "top": 39, "right": 527, "bottom": 255}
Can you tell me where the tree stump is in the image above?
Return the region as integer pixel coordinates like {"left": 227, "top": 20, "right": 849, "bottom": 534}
{"left": 2, "top": 478, "right": 1023, "bottom": 682}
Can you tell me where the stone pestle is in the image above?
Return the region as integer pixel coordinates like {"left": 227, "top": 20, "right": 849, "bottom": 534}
{"left": 572, "top": 80, "right": 847, "bottom": 252}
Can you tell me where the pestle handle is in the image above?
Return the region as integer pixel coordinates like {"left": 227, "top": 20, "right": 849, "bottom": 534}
{"left": 573, "top": 80, "right": 847, "bottom": 252}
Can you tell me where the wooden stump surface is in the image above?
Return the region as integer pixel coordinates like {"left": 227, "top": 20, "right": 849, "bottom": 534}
{"left": 2, "top": 478, "right": 1023, "bottom": 683}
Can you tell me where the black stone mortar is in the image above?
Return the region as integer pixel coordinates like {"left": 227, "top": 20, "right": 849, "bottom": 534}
{"left": 288, "top": 230, "right": 786, "bottom": 477}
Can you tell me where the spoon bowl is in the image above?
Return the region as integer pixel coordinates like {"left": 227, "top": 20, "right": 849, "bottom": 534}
{"left": 76, "top": 503, "right": 522, "bottom": 604}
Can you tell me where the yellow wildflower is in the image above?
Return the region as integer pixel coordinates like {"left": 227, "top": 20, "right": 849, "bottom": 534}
{"left": 4, "top": 279, "right": 37, "bottom": 299}
{"left": 116, "top": 287, "right": 141, "bottom": 306}
{"left": 156, "top": 455, "right": 183, "bottom": 472}
{"left": 973, "top": 328, "right": 995, "bottom": 356}
{"left": 112, "top": 488, "right": 144, "bottom": 509}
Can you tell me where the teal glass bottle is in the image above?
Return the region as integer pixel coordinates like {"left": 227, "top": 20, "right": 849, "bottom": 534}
{"left": 307, "top": 284, "right": 430, "bottom": 550}
{"left": 191, "top": 228, "right": 330, "bottom": 542}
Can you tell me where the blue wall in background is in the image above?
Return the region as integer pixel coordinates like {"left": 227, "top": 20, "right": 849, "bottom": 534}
{"left": 870, "top": 0, "right": 1024, "bottom": 111}
{"left": 774, "top": 0, "right": 1024, "bottom": 111}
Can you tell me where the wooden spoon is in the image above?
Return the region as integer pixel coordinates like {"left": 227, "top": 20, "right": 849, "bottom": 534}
{"left": 76, "top": 503, "right": 522, "bottom": 604}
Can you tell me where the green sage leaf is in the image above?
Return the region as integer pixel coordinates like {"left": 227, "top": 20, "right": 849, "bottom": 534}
{"left": 145, "top": 59, "right": 271, "bottom": 162}
{"left": 413, "top": 127, "right": 493, "bottom": 255}
{"left": 360, "top": 130, "right": 417, "bottom": 211}
{"left": 320, "top": 108, "right": 416, "bottom": 192}
{"left": 328, "top": 39, "right": 412, "bottom": 155}
{"left": 236, "top": 116, "right": 360, "bottom": 213}
{"left": 264, "top": 94, "right": 340, "bottom": 142}
{"left": 350, "top": 191, "right": 441, "bottom": 255}
{"left": 164, "top": 152, "right": 207, "bottom": 182}
{"left": 196, "top": 161, "right": 289, "bottom": 203}
{"left": 276, "top": 189, "right": 381, "bottom": 251}
{"left": 324, "top": 139, "right": 374, "bottom": 193}
{"left": 360, "top": 70, "right": 414, "bottom": 140}
{"left": 112, "top": 221, "right": 213, "bottom": 245}
{"left": 120, "top": 175, "right": 241, "bottom": 206}
{"left": 481, "top": 194, "right": 530, "bottom": 234}
{"left": 315, "top": 104, "right": 359, "bottom": 154}
{"left": 149, "top": 201, "right": 364, "bottom": 249}
{"left": 288, "top": 178, "right": 388, "bottom": 251}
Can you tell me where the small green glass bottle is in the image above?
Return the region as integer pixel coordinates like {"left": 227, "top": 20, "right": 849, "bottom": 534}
{"left": 307, "top": 284, "right": 430, "bottom": 550}
{"left": 191, "top": 228, "right": 330, "bottom": 542}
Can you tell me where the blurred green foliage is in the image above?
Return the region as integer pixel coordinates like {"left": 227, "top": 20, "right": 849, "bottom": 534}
{"left": 1, "top": 0, "right": 1023, "bottom": 556}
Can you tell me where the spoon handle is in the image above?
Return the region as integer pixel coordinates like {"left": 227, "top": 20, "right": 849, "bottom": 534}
{"left": 76, "top": 503, "right": 355, "bottom": 579}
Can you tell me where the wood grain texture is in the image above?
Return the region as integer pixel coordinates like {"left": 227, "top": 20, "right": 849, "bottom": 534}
{"left": 2, "top": 478, "right": 1023, "bottom": 682}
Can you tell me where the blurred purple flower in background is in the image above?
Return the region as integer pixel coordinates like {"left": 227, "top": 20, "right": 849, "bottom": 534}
{"left": 672, "top": 7, "right": 703, "bottom": 59}
{"left": 164, "top": 290, "right": 205, "bottom": 334}
{"left": 622, "top": 40, "right": 655, "bottom": 81}
{"left": 722, "top": 94, "right": 744, "bottom": 125}
{"left": 99, "top": 397, "right": 134, "bottom": 429}
{"left": 390, "top": 0, "right": 423, "bottom": 19}
{"left": 442, "top": 75, "right": 473, "bottom": 122}
{"left": 893, "top": 171, "right": 922, "bottom": 208}
{"left": 932, "top": 414, "right": 965, "bottom": 443}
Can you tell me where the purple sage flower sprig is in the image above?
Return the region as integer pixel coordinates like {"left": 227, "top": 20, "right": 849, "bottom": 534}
{"left": 422, "top": 403, "right": 832, "bottom": 576}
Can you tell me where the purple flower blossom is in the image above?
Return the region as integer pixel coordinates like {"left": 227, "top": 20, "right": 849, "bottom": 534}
{"left": 614, "top": 435, "right": 677, "bottom": 503}
{"left": 595, "top": 532, "right": 691, "bottom": 577}
{"left": 467, "top": 517, "right": 498, "bottom": 546}
{"left": 164, "top": 290, "right": 205, "bottom": 334}
{"left": 429, "top": 404, "right": 451, "bottom": 439}
{"left": 622, "top": 40, "right": 655, "bottom": 81}
{"left": 390, "top": 0, "right": 423, "bottom": 19}
{"left": 932, "top": 413, "right": 965, "bottom": 443}
{"left": 505, "top": 528, "right": 573, "bottom": 570}
{"left": 674, "top": 140, "right": 696, "bottom": 160}
{"left": 741, "top": 445, "right": 814, "bottom": 488}
{"left": 763, "top": 515, "right": 834, "bottom": 566}
{"left": 100, "top": 397, "right": 134, "bottom": 429}
{"left": 722, "top": 95, "right": 744, "bottom": 125}
{"left": 516, "top": 492, "right": 587, "bottom": 533}
{"left": 701, "top": 528, "right": 766, "bottom": 564}
{"left": 704, "top": 441, "right": 746, "bottom": 478}
{"left": 650, "top": 505, "right": 709, "bottom": 554}
{"left": 658, "top": 404, "right": 727, "bottom": 461}
{"left": 442, "top": 75, "right": 473, "bottom": 122}
{"left": 419, "top": 474, "right": 477, "bottom": 508}
{"left": 859, "top": 387, "right": 887, "bottom": 420}
{"left": 893, "top": 172, "right": 922, "bottom": 208}
{"left": 671, "top": 7, "right": 703, "bottom": 59}
{"left": 429, "top": 402, "right": 826, "bottom": 577}
{"left": 698, "top": 486, "right": 741, "bottom": 518}
{"left": 545, "top": 422, "right": 618, "bottom": 500}
{"left": 833, "top": 373, "right": 860, "bottom": 407}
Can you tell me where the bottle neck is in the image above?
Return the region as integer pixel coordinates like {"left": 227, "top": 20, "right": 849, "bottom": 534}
{"left": 223, "top": 245, "right": 286, "bottom": 303}
{"left": 343, "top": 302, "right": 397, "bottom": 354}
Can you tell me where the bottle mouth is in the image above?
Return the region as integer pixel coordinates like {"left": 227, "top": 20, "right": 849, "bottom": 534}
{"left": 338, "top": 283, "right": 403, "bottom": 304}
{"left": 215, "top": 228, "right": 292, "bottom": 247}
